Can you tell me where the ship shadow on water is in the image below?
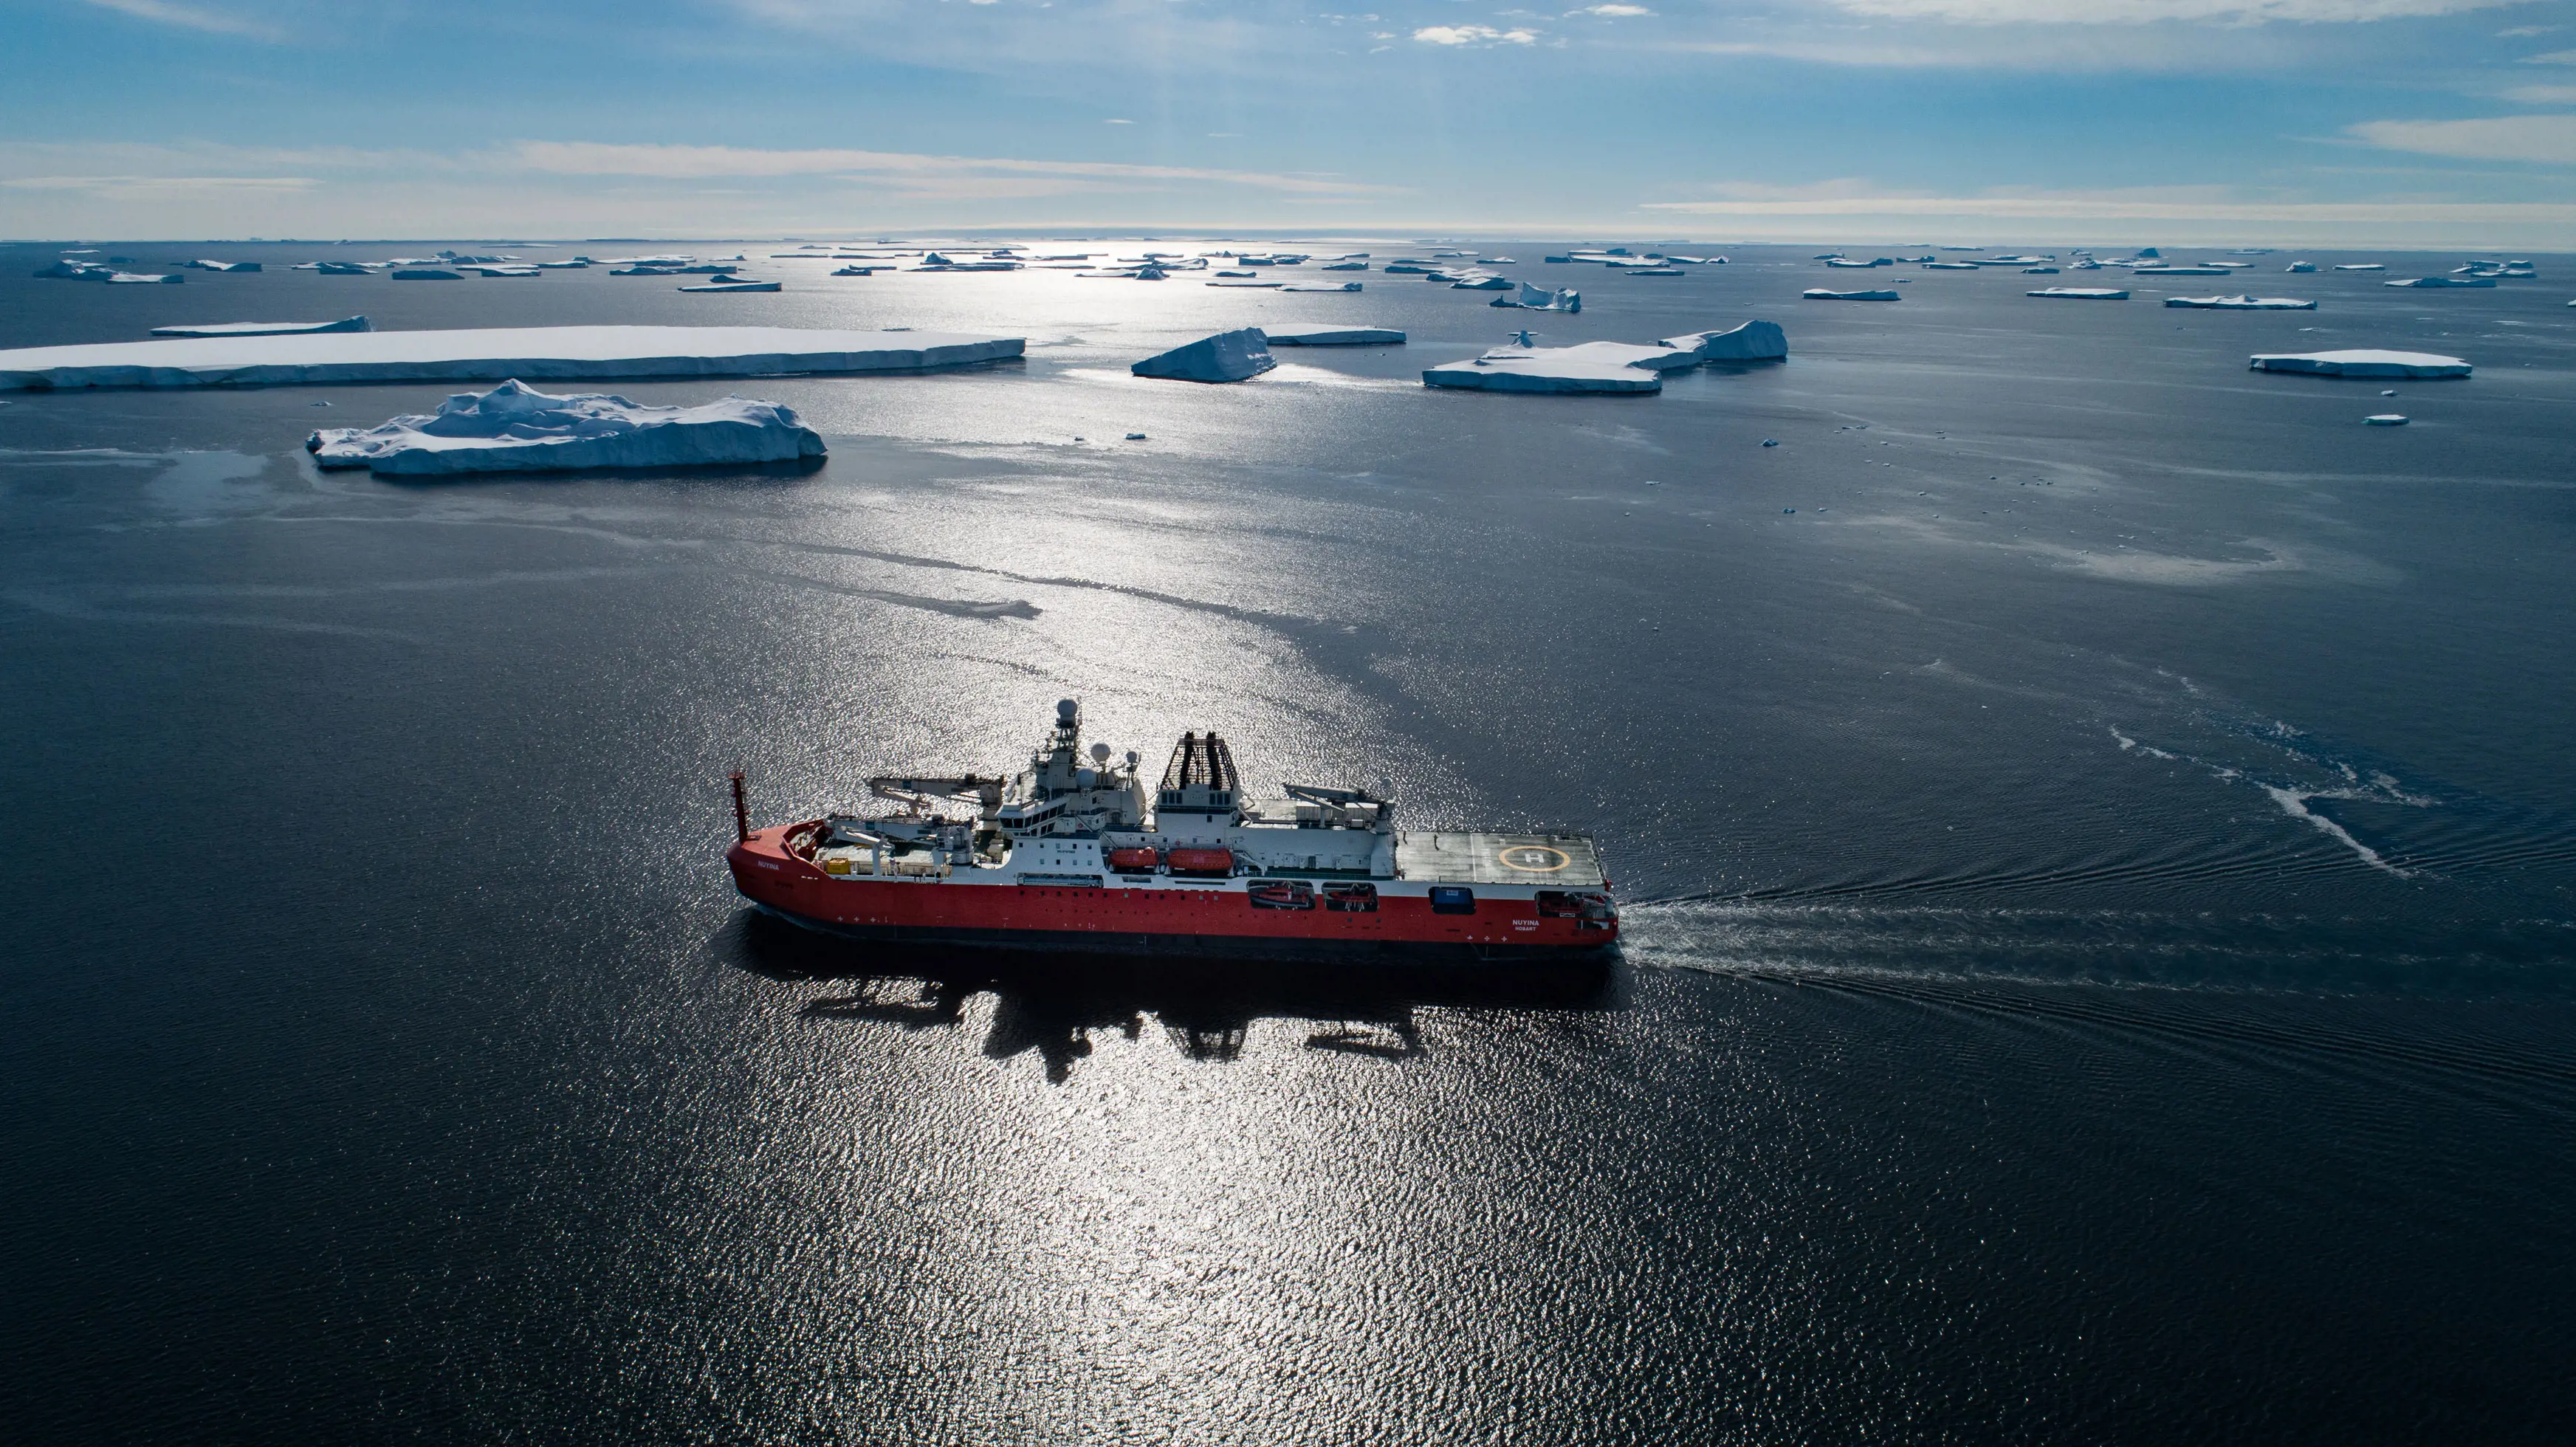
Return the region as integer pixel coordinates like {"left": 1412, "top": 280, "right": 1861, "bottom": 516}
{"left": 721, "top": 908, "right": 1623, "bottom": 1082}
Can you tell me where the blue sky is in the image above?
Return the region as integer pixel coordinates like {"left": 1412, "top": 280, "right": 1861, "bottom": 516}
{"left": 2, "top": 0, "right": 2571, "bottom": 243}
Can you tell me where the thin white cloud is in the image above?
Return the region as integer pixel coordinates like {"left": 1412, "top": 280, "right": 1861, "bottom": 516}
{"left": 1414, "top": 24, "right": 1540, "bottom": 44}
{"left": 1102, "top": 117, "right": 1135, "bottom": 124}
{"left": 1643, "top": 184, "right": 2576, "bottom": 221}
{"left": 1, "top": 174, "right": 318, "bottom": 193}
{"left": 1828, "top": 0, "right": 2526, "bottom": 21}
{"left": 510, "top": 140, "right": 1398, "bottom": 195}
{"left": 80, "top": 0, "right": 279, "bottom": 39}
{"left": 2502, "top": 84, "right": 2576, "bottom": 102}
{"left": 2349, "top": 113, "right": 2576, "bottom": 162}
{"left": 2525, "top": 48, "right": 2576, "bottom": 62}
{"left": 1573, "top": 4, "right": 1655, "bottom": 15}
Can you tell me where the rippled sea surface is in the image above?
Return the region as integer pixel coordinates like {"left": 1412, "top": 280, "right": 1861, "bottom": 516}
{"left": 4, "top": 241, "right": 2573, "bottom": 1443}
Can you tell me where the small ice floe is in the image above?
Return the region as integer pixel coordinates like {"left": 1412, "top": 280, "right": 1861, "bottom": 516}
{"left": 2287, "top": 262, "right": 2318, "bottom": 273}
{"left": 1214, "top": 269, "right": 1256, "bottom": 278}
{"left": 830, "top": 265, "right": 873, "bottom": 276}
{"left": 33, "top": 259, "right": 113, "bottom": 279}
{"left": 316, "top": 261, "right": 376, "bottom": 275}
{"left": 1421, "top": 340, "right": 1691, "bottom": 394}
{"left": 1489, "top": 282, "right": 1581, "bottom": 312}
{"left": 190, "top": 261, "right": 261, "bottom": 272}
{"left": 1825, "top": 258, "right": 1894, "bottom": 269}
{"left": 1260, "top": 326, "right": 1404, "bottom": 346}
{"left": 1206, "top": 279, "right": 1282, "bottom": 288}
{"left": 1661, "top": 320, "right": 1787, "bottom": 361}
{"left": 1280, "top": 281, "right": 1362, "bottom": 292}
{"left": 1762, "top": 438, "right": 1779, "bottom": 447}
{"left": 2332, "top": 264, "right": 2386, "bottom": 271}
{"left": 464, "top": 266, "right": 543, "bottom": 278}
{"left": 2385, "top": 276, "right": 2493, "bottom": 289}
{"left": 2129, "top": 266, "right": 2233, "bottom": 276}
{"left": 1452, "top": 275, "right": 1514, "bottom": 289}
{"left": 2163, "top": 295, "right": 2316, "bottom": 310}
{"left": 1921, "top": 261, "right": 1979, "bottom": 270}
{"left": 2365, "top": 414, "right": 2408, "bottom": 426}
{"left": 2028, "top": 287, "right": 2129, "bottom": 300}
{"left": 1804, "top": 289, "right": 1900, "bottom": 300}
{"left": 1132, "top": 328, "right": 1277, "bottom": 383}
{"left": 150, "top": 317, "right": 371, "bottom": 338}
{"left": 2247, "top": 349, "right": 2470, "bottom": 379}
{"left": 308, "top": 379, "right": 825, "bottom": 477}
{"left": 679, "top": 279, "right": 781, "bottom": 292}
{"left": 535, "top": 260, "right": 589, "bottom": 269}
{"left": 392, "top": 269, "right": 464, "bottom": 281}
{"left": 105, "top": 272, "right": 185, "bottom": 285}
{"left": 2022, "top": 267, "right": 2061, "bottom": 275}
{"left": 1319, "top": 261, "right": 1369, "bottom": 272}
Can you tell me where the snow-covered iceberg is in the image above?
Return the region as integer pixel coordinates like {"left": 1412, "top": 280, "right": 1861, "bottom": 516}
{"left": 0, "top": 326, "right": 1026, "bottom": 391}
{"left": 679, "top": 279, "right": 780, "bottom": 292}
{"left": 2287, "top": 262, "right": 2318, "bottom": 273}
{"left": 1131, "top": 328, "right": 1276, "bottom": 383}
{"left": 1421, "top": 340, "right": 1691, "bottom": 394}
{"left": 2384, "top": 276, "right": 2494, "bottom": 289}
{"left": 2365, "top": 414, "right": 2408, "bottom": 426}
{"left": 34, "top": 260, "right": 111, "bottom": 279}
{"left": 149, "top": 317, "right": 372, "bottom": 338}
{"left": 2163, "top": 295, "right": 2315, "bottom": 310}
{"left": 1451, "top": 275, "right": 1514, "bottom": 290}
{"left": 1660, "top": 321, "right": 1787, "bottom": 361}
{"left": 1804, "top": 289, "right": 1900, "bottom": 301}
{"left": 189, "top": 260, "right": 261, "bottom": 272}
{"left": 1490, "top": 282, "right": 1580, "bottom": 312}
{"left": 2028, "top": 288, "right": 2129, "bottom": 300}
{"left": 1260, "top": 326, "right": 1404, "bottom": 346}
{"left": 306, "top": 379, "right": 825, "bottom": 477}
{"left": 2332, "top": 264, "right": 2385, "bottom": 272}
{"left": 106, "top": 272, "right": 183, "bottom": 285}
{"left": 2247, "top": 350, "right": 2470, "bottom": 379}
{"left": 315, "top": 261, "right": 374, "bottom": 275}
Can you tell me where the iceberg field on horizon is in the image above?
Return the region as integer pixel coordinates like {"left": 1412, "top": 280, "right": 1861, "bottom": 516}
{"left": 2247, "top": 349, "right": 2470, "bottom": 379}
{"left": 1131, "top": 329, "right": 1277, "bottom": 383}
{"left": 306, "top": 379, "right": 825, "bottom": 477}
{"left": 0, "top": 325, "right": 1025, "bottom": 391}
{"left": 149, "top": 317, "right": 373, "bottom": 338}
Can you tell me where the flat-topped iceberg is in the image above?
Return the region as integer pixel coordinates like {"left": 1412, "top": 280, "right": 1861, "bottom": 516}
{"left": 1279, "top": 281, "right": 1361, "bottom": 292}
{"left": 1422, "top": 340, "right": 1690, "bottom": 394}
{"left": 149, "top": 317, "right": 371, "bottom": 338}
{"left": 2165, "top": 295, "right": 2315, "bottom": 310}
{"left": 2129, "top": 266, "right": 2233, "bottom": 276}
{"left": 2333, "top": 264, "right": 2385, "bottom": 271}
{"left": 1661, "top": 320, "right": 1787, "bottom": 361}
{"left": 0, "top": 325, "right": 1026, "bottom": 391}
{"left": 2248, "top": 349, "right": 2470, "bottom": 379}
{"left": 306, "top": 379, "right": 825, "bottom": 477}
{"left": 1260, "top": 326, "right": 1404, "bottom": 346}
{"left": 1804, "top": 289, "right": 1900, "bottom": 301}
{"left": 106, "top": 272, "right": 183, "bottom": 285}
{"left": 2028, "top": 287, "right": 2129, "bottom": 300}
{"left": 679, "top": 279, "right": 780, "bottom": 292}
{"left": 2385, "top": 276, "right": 2494, "bottom": 289}
{"left": 1131, "top": 328, "right": 1276, "bottom": 383}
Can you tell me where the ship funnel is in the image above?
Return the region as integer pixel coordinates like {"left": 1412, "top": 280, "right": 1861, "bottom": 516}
{"left": 1158, "top": 731, "right": 1243, "bottom": 817}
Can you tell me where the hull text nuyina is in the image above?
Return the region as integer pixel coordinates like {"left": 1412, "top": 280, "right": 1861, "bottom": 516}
{"left": 726, "top": 701, "right": 1618, "bottom": 960}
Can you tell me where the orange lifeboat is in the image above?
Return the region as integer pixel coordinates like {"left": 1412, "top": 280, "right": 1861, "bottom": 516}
{"left": 1106, "top": 847, "right": 1160, "bottom": 871}
{"left": 1165, "top": 847, "right": 1234, "bottom": 876}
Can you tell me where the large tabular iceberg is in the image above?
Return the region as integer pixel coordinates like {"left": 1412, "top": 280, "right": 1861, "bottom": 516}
{"left": 1660, "top": 321, "right": 1787, "bottom": 361}
{"left": 1260, "top": 326, "right": 1404, "bottom": 346}
{"left": 0, "top": 326, "right": 1026, "bottom": 391}
{"left": 2028, "top": 288, "right": 2129, "bottom": 300}
{"left": 1131, "top": 328, "right": 1277, "bottom": 382}
{"left": 306, "top": 379, "right": 825, "bottom": 477}
{"left": 149, "top": 317, "right": 372, "bottom": 338}
{"left": 1804, "top": 289, "right": 1900, "bottom": 301}
{"left": 2164, "top": 295, "right": 2315, "bottom": 310}
{"left": 1422, "top": 340, "right": 1691, "bottom": 394}
{"left": 2248, "top": 350, "right": 2470, "bottom": 379}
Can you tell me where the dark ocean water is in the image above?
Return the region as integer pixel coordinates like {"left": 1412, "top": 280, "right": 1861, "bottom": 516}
{"left": 3, "top": 241, "right": 2573, "bottom": 1443}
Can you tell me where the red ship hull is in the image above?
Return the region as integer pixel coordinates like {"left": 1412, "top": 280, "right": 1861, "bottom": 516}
{"left": 727, "top": 825, "right": 1618, "bottom": 963}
